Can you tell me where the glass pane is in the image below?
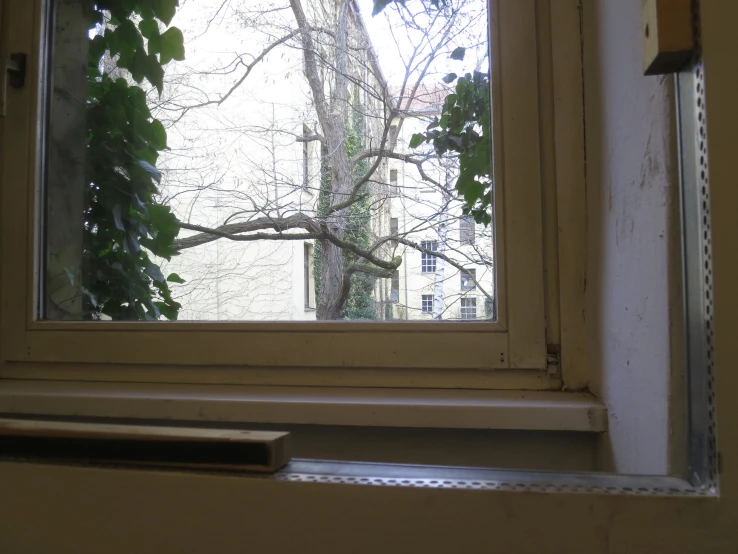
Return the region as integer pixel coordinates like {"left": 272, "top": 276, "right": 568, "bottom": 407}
{"left": 43, "top": 0, "right": 495, "bottom": 322}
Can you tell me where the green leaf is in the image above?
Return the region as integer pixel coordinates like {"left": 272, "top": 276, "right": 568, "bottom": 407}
{"left": 144, "top": 264, "right": 166, "bottom": 283}
{"left": 113, "top": 19, "right": 143, "bottom": 58}
{"left": 147, "top": 33, "right": 161, "bottom": 54}
{"left": 139, "top": 19, "right": 160, "bottom": 40}
{"left": 144, "top": 54, "right": 165, "bottom": 95}
{"left": 166, "top": 273, "right": 186, "bottom": 284}
{"left": 112, "top": 204, "right": 125, "bottom": 231}
{"left": 372, "top": 0, "right": 399, "bottom": 16}
{"left": 408, "top": 133, "right": 425, "bottom": 149}
{"left": 158, "top": 26, "right": 185, "bottom": 64}
{"left": 149, "top": 119, "right": 167, "bottom": 149}
{"left": 89, "top": 35, "right": 107, "bottom": 64}
{"left": 442, "top": 73, "right": 457, "bottom": 84}
{"left": 151, "top": 0, "right": 178, "bottom": 26}
{"left": 450, "top": 47, "right": 466, "bottom": 61}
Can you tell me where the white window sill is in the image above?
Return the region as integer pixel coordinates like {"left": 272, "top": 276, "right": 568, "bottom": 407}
{"left": 0, "top": 380, "right": 606, "bottom": 432}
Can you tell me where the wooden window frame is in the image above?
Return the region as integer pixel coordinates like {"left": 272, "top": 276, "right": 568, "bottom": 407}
{"left": 0, "top": 0, "right": 579, "bottom": 390}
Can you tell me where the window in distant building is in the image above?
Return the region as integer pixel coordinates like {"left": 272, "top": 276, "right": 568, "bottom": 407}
{"left": 421, "top": 294, "right": 433, "bottom": 314}
{"left": 391, "top": 271, "right": 399, "bottom": 303}
{"left": 460, "top": 216, "right": 475, "bottom": 246}
{"left": 460, "top": 297, "right": 477, "bottom": 319}
{"left": 461, "top": 269, "right": 476, "bottom": 290}
{"left": 389, "top": 124, "right": 398, "bottom": 149}
{"left": 304, "top": 243, "right": 314, "bottom": 309}
{"left": 421, "top": 240, "right": 438, "bottom": 273}
{"left": 390, "top": 169, "right": 398, "bottom": 196}
{"left": 302, "top": 124, "right": 311, "bottom": 189}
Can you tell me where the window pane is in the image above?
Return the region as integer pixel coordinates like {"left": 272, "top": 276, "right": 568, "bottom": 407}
{"left": 460, "top": 297, "right": 477, "bottom": 320}
{"left": 461, "top": 269, "right": 476, "bottom": 290}
{"left": 42, "top": 0, "right": 495, "bottom": 322}
{"left": 460, "top": 216, "right": 475, "bottom": 246}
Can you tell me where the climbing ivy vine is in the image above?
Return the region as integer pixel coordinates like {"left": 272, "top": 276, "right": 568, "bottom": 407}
{"left": 341, "top": 103, "right": 378, "bottom": 320}
{"left": 313, "top": 98, "right": 378, "bottom": 320}
{"left": 81, "top": 0, "right": 184, "bottom": 320}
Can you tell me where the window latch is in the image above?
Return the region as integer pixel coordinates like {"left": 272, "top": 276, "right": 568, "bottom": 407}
{"left": 2, "top": 52, "right": 26, "bottom": 118}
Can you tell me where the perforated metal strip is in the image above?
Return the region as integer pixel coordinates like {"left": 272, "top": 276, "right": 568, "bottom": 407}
{"left": 271, "top": 1, "right": 719, "bottom": 498}
{"left": 272, "top": 460, "right": 712, "bottom": 497}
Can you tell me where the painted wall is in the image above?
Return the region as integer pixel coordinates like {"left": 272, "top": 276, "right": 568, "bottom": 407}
{"left": 582, "top": 0, "right": 684, "bottom": 474}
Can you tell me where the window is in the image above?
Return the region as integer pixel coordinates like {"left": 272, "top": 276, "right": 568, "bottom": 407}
{"left": 302, "top": 124, "right": 311, "bottom": 189}
{"left": 421, "top": 295, "right": 433, "bottom": 314}
{"left": 460, "top": 269, "right": 476, "bottom": 290}
{"left": 304, "top": 243, "right": 314, "bottom": 309}
{"left": 460, "top": 216, "right": 475, "bottom": 246}
{"left": 1, "top": 0, "right": 553, "bottom": 377}
{"left": 389, "top": 169, "right": 398, "bottom": 196}
{"left": 420, "top": 241, "right": 438, "bottom": 273}
{"left": 460, "top": 298, "right": 477, "bottom": 320}
{"left": 390, "top": 217, "right": 398, "bottom": 236}
{"left": 391, "top": 271, "right": 399, "bottom": 303}
{"left": 389, "top": 125, "right": 398, "bottom": 149}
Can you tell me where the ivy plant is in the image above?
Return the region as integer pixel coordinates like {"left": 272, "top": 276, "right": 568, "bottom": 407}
{"left": 409, "top": 66, "right": 492, "bottom": 226}
{"left": 371, "top": 1, "right": 492, "bottom": 225}
{"left": 82, "top": 0, "right": 185, "bottom": 320}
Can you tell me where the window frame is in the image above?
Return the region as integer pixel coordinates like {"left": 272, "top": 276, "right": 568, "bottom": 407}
{"left": 1, "top": 0, "right": 555, "bottom": 385}
{"left": 460, "top": 297, "right": 477, "bottom": 320}
{"left": 460, "top": 216, "right": 475, "bottom": 246}
{"left": 421, "top": 294, "right": 433, "bottom": 314}
{"left": 420, "top": 240, "right": 438, "bottom": 273}
{"left": 303, "top": 242, "right": 314, "bottom": 310}
{"left": 460, "top": 269, "right": 476, "bottom": 290}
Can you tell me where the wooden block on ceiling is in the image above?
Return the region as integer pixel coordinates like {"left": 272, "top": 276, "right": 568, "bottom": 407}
{"left": 642, "top": 0, "right": 694, "bottom": 75}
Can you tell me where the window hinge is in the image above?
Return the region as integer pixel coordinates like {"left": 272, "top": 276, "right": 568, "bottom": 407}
{"left": 2, "top": 52, "right": 26, "bottom": 118}
{"left": 546, "top": 344, "right": 561, "bottom": 378}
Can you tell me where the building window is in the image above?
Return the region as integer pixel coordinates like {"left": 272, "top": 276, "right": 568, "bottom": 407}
{"left": 304, "top": 243, "right": 314, "bottom": 309}
{"left": 460, "top": 216, "right": 475, "bottom": 246}
{"left": 302, "top": 124, "right": 311, "bottom": 189}
{"left": 460, "top": 297, "right": 477, "bottom": 320}
{"left": 421, "top": 240, "right": 438, "bottom": 273}
{"left": 391, "top": 271, "right": 399, "bottom": 303}
{"left": 460, "top": 269, "right": 476, "bottom": 290}
{"left": 389, "top": 124, "right": 398, "bottom": 149}
{"left": 421, "top": 294, "right": 433, "bottom": 314}
{"left": 390, "top": 217, "right": 398, "bottom": 235}
{"left": 389, "top": 169, "right": 398, "bottom": 196}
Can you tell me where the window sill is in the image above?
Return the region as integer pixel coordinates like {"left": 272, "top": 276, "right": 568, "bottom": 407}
{"left": 0, "top": 380, "right": 606, "bottom": 432}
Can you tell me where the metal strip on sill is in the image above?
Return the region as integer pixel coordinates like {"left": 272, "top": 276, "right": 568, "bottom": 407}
{"left": 271, "top": 459, "right": 715, "bottom": 497}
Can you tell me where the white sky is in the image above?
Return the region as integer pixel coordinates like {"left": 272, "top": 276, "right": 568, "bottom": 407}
{"left": 355, "top": 0, "right": 489, "bottom": 86}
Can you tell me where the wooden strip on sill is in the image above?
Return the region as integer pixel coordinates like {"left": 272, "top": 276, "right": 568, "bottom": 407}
{"left": 0, "top": 381, "right": 607, "bottom": 432}
{"left": 0, "top": 418, "right": 292, "bottom": 472}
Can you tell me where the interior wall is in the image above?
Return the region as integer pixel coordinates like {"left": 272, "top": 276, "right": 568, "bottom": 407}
{"left": 582, "top": 0, "right": 685, "bottom": 474}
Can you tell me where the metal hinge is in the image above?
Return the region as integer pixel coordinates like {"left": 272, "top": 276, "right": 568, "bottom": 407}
{"left": 2, "top": 52, "right": 26, "bottom": 118}
{"left": 546, "top": 344, "right": 561, "bottom": 378}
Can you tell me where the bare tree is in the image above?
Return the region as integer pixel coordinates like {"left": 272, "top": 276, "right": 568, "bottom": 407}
{"left": 152, "top": 0, "right": 491, "bottom": 320}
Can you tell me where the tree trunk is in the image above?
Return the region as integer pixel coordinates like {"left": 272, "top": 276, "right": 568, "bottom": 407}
{"left": 291, "top": 0, "right": 353, "bottom": 319}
